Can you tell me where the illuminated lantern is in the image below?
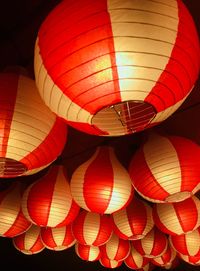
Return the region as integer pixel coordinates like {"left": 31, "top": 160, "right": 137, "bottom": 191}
{"left": 13, "top": 225, "right": 45, "bottom": 255}
{"left": 72, "top": 210, "right": 112, "bottom": 246}
{"left": 169, "top": 227, "right": 200, "bottom": 257}
{"left": 151, "top": 244, "right": 177, "bottom": 267}
{"left": 75, "top": 243, "right": 101, "bottom": 262}
{"left": 21, "top": 165, "right": 80, "bottom": 227}
{"left": 124, "top": 246, "right": 150, "bottom": 269}
{"left": 178, "top": 253, "right": 200, "bottom": 266}
{"left": 112, "top": 197, "right": 154, "bottom": 240}
{"left": 0, "top": 71, "right": 67, "bottom": 178}
{"left": 99, "top": 258, "right": 122, "bottom": 269}
{"left": 100, "top": 233, "right": 130, "bottom": 261}
{"left": 70, "top": 146, "right": 133, "bottom": 214}
{"left": 0, "top": 182, "right": 31, "bottom": 237}
{"left": 34, "top": 0, "right": 200, "bottom": 136}
{"left": 153, "top": 196, "right": 200, "bottom": 235}
{"left": 41, "top": 225, "right": 76, "bottom": 251}
{"left": 129, "top": 133, "right": 200, "bottom": 203}
{"left": 132, "top": 227, "right": 168, "bottom": 258}
{"left": 136, "top": 263, "right": 154, "bottom": 271}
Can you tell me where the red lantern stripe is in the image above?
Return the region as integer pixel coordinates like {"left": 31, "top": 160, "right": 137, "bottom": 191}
{"left": 99, "top": 257, "right": 122, "bottom": 268}
{"left": 124, "top": 246, "right": 150, "bottom": 269}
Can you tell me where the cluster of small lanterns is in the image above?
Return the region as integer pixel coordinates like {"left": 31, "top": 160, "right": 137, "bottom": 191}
{"left": 0, "top": 0, "right": 200, "bottom": 270}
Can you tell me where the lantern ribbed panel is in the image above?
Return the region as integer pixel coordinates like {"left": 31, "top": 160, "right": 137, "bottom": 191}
{"left": 112, "top": 197, "right": 154, "bottom": 240}
{"left": 151, "top": 244, "right": 177, "bottom": 267}
{"left": 72, "top": 210, "right": 112, "bottom": 246}
{"left": 0, "top": 72, "right": 67, "bottom": 178}
{"left": 124, "top": 245, "right": 150, "bottom": 269}
{"left": 34, "top": 0, "right": 200, "bottom": 136}
{"left": 41, "top": 225, "right": 76, "bottom": 251}
{"left": 75, "top": 243, "right": 101, "bottom": 261}
{"left": 99, "top": 257, "right": 122, "bottom": 268}
{"left": 129, "top": 134, "right": 200, "bottom": 203}
{"left": 132, "top": 227, "right": 168, "bottom": 258}
{"left": 152, "top": 196, "right": 200, "bottom": 235}
{"left": 13, "top": 225, "right": 45, "bottom": 255}
{"left": 178, "top": 253, "right": 200, "bottom": 266}
{"left": 70, "top": 146, "right": 133, "bottom": 214}
{"left": 21, "top": 165, "right": 80, "bottom": 228}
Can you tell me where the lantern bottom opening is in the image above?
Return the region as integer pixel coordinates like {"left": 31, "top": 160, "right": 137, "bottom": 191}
{"left": 0, "top": 157, "right": 27, "bottom": 178}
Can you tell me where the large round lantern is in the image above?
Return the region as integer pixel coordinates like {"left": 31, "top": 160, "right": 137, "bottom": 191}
{"left": 129, "top": 133, "right": 200, "bottom": 203}
{"left": 151, "top": 244, "right": 177, "bottom": 267}
{"left": 124, "top": 245, "right": 150, "bottom": 269}
{"left": 112, "top": 197, "right": 154, "bottom": 240}
{"left": 21, "top": 165, "right": 80, "bottom": 228}
{"left": 34, "top": 0, "right": 200, "bottom": 136}
{"left": 99, "top": 258, "right": 122, "bottom": 269}
{"left": 70, "top": 146, "right": 133, "bottom": 214}
{"left": 72, "top": 210, "right": 112, "bottom": 246}
{"left": 75, "top": 243, "right": 101, "bottom": 262}
{"left": 0, "top": 71, "right": 67, "bottom": 178}
{"left": 153, "top": 196, "right": 200, "bottom": 235}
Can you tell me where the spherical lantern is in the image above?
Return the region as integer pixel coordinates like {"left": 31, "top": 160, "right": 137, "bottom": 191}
{"left": 132, "top": 227, "right": 168, "bottom": 258}
{"left": 153, "top": 196, "right": 200, "bottom": 235}
{"left": 112, "top": 197, "right": 154, "bottom": 240}
{"left": 99, "top": 258, "right": 122, "bottom": 269}
{"left": 72, "top": 210, "right": 112, "bottom": 246}
{"left": 100, "top": 233, "right": 130, "bottom": 261}
{"left": 0, "top": 182, "right": 31, "bottom": 237}
{"left": 41, "top": 225, "right": 76, "bottom": 251}
{"left": 70, "top": 146, "right": 133, "bottom": 214}
{"left": 13, "top": 225, "right": 45, "bottom": 255}
{"left": 129, "top": 133, "right": 200, "bottom": 203}
{"left": 169, "top": 227, "right": 200, "bottom": 257}
{"left": 21, "top": 165, "right": 80, "bottom": 227}
{"left": 124, "top": 245, "right": 150, "bottom": 269}
{"left": 75, "top": 243, "right": 101, "bottom": 262}
{"left": 34, "top": 0, "right": 200, "bottom": 136}
{"left": 0, "top": 71, "right": 67, "bottom": 178}
{"left": 178, "top": 253, "right": 200, "bottom": 266}
{"left": 151, "top": 244, "right": 177, "bottom": 267}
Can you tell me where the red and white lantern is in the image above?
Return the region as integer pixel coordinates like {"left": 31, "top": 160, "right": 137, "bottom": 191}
{"left": 21, "top": 165, "right": 80, "bottom": 227}
{"left": 178, "top": 253, "right": 200, "bottom": 266}
{"left": 124, "top": 245, "right": 150, "bottom": 269}
{"left": 34, "top": 0, "right": 200, "bottom": 136}
{"left": 75, "top": 243, "right": 101, "bottom": 262}
{"left": 99, "top": 258, "right": 122, "bottom": 269}
{"left": 70, "top": 146, "right": 133, "bottom": 214}
{"left": 151, "top": 244, "right": 177, "bottom": 267}
{"left": 41, "top": 225, "right": 76, "bottom": 251}
{"left": 72, "top": 210, "right": 112, "bottom": 246}
{"left": 13, "top": 225, "right": 45, "bottom": 255}
{"left": 112, "top": 197, "right": 154, "bottom": 240}
{"left": 153, "top": 196, "right": 200, "bottom": 235}
{"left": 129, "top": 133, "right": 200, "bottom": 203}
{"left": 0, "top": 71, "right": 67, "bottom": 178}
{"left": 136, "top": 263, "right": 154, "bottom": 271}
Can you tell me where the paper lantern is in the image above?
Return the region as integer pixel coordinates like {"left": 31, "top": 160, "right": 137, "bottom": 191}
{"left": 129, "top": 133, "right": 200, "bottom": 203}
{"left": 70, "top": 146, "right": 133, "bottom": 214}
{"left": 153, "top": 196, "right": 200, "bottom": 235}
{"left": 21, "top": 165, "right": 80, "bottom": 227}
{"left": 41, "top": 225, "right": 76, "bottom": 251}
{"left": 13, "top": 225, "right": 45, "bottom": 255}
{"left": 124, "top": 245, "right": 150, "bottom": 269}
{"left": 169, "top": 227, "right": 200, "bottom": 257}
{"left": 100, "top": 233, "right": 130, "bottom": 261}
{"left": 0, "top": 71, "right": 67, "bottom": 178}
{"left": 136, "top": 263, "right": 154, "bottom": 271}
{"left": 112, "top": 197, "right": 154, "bottom": 240}
{"left": 151, "top": 244, "right": 177, "bottom": 267}
{"left": 132, "top": 227, "right": 168, "bottom": 258}
{"left": 75, "top": 243, "right": 101, "bottom": 262}
{"left": 99, "top": 258, "right": 122, "bottom": 269}
{"left": 178, "top": 253, "right": 200, "bottom": 266}
{"left": 0, "top": 182, "right": 31, "bottom": 237}
{"left": 34, "top": 0, "right": 200, "bottom": 136}
{"left": 72, "top": 210, "right": 112, "bottom": 246}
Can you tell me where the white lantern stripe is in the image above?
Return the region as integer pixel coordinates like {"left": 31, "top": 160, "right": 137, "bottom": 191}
{"left": 124, "top": 246, "right": 150, "bottom": 269}
{"left": 83, "top": 212, "right": 100, "bottom": 245}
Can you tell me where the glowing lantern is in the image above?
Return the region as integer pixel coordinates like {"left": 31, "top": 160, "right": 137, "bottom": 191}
{"left": 153, "top": 196, "right": 200, "bottom": 235}
{"left": 13, "top": 225, "right": 45, "bottom": 255}
{"left": 21, "top": 165, "right": 80, "bottom": 227}
{"left": 178, "top": 253, "right": 200, "bottom": 266}
{"left": 151, "top": 244, "right": 177, "bottom": 267}
{"left": 99, "top": 258, "right": 122, "bottom": 269}
{"left": 41, "top": 225, "right": 76, "bottom": 251}
{"left": 34, "top": 0, "right": 200, "bottom": 136}
{"left": 70, "top": 146, "right": 133, "bottom": 214}
{"left": 0, "top": 71, "right": 67, "bottom": 178}
{"left": 132, "top": 227, "right": 168, "bottom": 258}
{"left": 72, "top": 210, "right": 112, "bottom": 246}
{"left": 112, "top": 197, "right": 154, "bottom": 240}
{"left": 75, "top": 243, "right": 101, "bottom": 262}
{"left": 136, "top": 263, "right": 154, "bottom": 271}
{"left": 124, "top": 245, "right": 150, "bottom": 269}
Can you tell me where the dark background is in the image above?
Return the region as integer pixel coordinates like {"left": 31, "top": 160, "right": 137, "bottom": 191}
{"left": 0, "top": 0, "right": 200, "bottom": 270}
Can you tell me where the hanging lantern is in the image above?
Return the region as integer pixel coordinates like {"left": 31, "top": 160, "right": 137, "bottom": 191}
{"left": 72, "top": 210, "right": 112, "bottom": 246}
{"left": 70, "top": 146, "right": 133, "bottom": 214}
{"left": 151, "top": 244, "right": 177, "bottom": 267}
{"left": 75, "top": 243, "right": 101, "bottom": 262}
{"left": 0, "top": 71, "right": 67, "bottom": 178}
{"left": 153, "top": 196, "right": 200, "bottom": 235}
{"left": 169, "top": 227, "right": 200, "bottom": 257}
{"left": 178, "top": 253, "right": 200, "bottom": 266}
{"left": 132, "top": 227, "right": 168, "bottom": 258}
{"left": 112, "top": 197, "right": 154, "bottom": 240}
{"left": 135, "top": 263, "right": 154, "bottom": 271}
{"left": 124, "top": 245, "right": 150, "bottom": 269}
{"left": 21, "top": 165, "right": 80, "bottom": 227}
{"left": 41, "top": 225, "right": 76, "bottom": 251}
{"left": 99, "top": 257, "right": 122, "bottom": 269}
{"left": 13, "top": 225, "right": 45, "bottom": 255}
